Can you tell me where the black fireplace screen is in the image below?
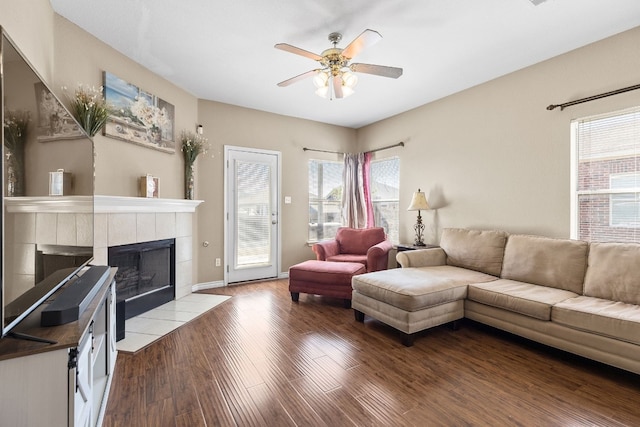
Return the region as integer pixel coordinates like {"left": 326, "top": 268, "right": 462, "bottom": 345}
{"left": 108, "top": 238, "right": 175, "bottom": 319}
{"left": 112, "top": 244, "right": 171, "bottom": 300}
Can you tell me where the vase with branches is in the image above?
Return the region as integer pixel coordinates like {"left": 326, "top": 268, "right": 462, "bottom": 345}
{"left": 3, "top": 110, "right": 30, "bottom": 196}
{"left": 180, "top": 130, "right": 209, "bottom": 199}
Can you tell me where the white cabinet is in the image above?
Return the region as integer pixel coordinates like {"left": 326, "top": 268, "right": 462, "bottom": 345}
{"left": 0, "top": 268, "right": 117, "bottom": 427}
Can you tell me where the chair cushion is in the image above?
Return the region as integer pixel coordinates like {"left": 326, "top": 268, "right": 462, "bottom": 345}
{"left": 500, "top": 234, "right": 588, "bottom": 294}
{"left": 553, "top": 296, "right": 640, "bottom": 345}
{"left": 440, "top": 228, "right": 508, "bottom": 277}
{"left": 583, "top": 242, "right": 640, "bottom": 305}
{"left": 468, "top": 279, "right": 578, "bottom": 321}
{"left": 335, "top": 227, "right": 386, "bottom": 255}
{"left": 326, "top": 254, "right": 367, "bottom": 266}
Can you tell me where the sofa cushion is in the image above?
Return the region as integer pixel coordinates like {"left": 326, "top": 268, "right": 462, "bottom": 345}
{"left": 500, "top": 234, "right": 587, "bottom": 294}
{"left": 352, "top": 265, "right": 497, "bottom": 312}
{"left": 396, "top": 247, "right": 447, "bottom": 268}
{"left": 553, "top": 296, "right": 640, "bottom": 346}
{"left": 336, "top": 227, "right": 386, "bottom": 255}
{"left": 468, "top": 279, "right": 578, "bottom": 321}
{"left": 439, "top": 228, "right": 508, "bottom": 277}
{"left": 583, "top": 242, "right": 640, "bottom": 305}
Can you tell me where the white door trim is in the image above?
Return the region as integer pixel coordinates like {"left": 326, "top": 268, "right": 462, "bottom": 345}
{"left": 223, "top": 145, "right": 282, "bottom": 285}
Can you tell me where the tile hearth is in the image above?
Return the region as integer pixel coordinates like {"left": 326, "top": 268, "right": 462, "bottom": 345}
{"left": 116, "top": 293, "right": 230, "bottom": 353}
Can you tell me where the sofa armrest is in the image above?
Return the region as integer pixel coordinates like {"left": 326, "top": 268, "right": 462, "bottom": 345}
{"left": 396, "top": 248, "right": 447, "bottom": 268}
{"left": 312, "top": 240, "right": 339, "bottom": 260}
{"left": 366, "top": 239, "right": 394, "bottom": 272}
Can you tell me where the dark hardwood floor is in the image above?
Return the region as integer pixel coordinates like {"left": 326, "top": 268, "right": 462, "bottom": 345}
{"left": 103, "top": 279, "right": 640, "bottom": 426}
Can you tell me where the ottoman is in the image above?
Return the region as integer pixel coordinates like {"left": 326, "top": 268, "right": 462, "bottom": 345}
{"left": 289, "top": 260, "right": 366, "bottom": 308}
{"left": 351, "top": 267, "right": 490, "bottom": 346}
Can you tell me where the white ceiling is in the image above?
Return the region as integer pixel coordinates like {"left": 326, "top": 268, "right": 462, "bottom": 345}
{"left": 50, "top": 0, "right": 640, "bottom": 129}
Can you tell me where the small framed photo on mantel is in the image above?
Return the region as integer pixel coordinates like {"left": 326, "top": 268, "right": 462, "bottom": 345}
{"left": 139, "top": 174, "right": 159, "bottom": 198}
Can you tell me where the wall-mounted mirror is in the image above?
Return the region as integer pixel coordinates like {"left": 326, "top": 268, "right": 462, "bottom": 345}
{"left": 1, "top": 27, "right": 95, "bottom": 337}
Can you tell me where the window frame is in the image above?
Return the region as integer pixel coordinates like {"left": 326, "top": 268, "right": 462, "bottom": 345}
{"left": 308, "top": 159, "right": 344, "bottom": 243}
{"left": 571, "top": 106, "right": 640, "bottom": 242}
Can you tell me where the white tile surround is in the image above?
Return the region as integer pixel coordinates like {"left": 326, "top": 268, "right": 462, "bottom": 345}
{"left": 5, "top": 196, "right": 203, "bottom": 301}
{"left": 94, "top": 195, "right": 203, "bottom": 300}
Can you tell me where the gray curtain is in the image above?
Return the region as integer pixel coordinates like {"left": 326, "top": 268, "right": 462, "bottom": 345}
{"left": 342, "top": 153, "right": 367, "bottom": 228}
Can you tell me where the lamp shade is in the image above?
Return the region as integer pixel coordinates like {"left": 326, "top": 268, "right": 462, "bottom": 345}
{"left": 407, "top": 189, "right": 430, "bottom": 211}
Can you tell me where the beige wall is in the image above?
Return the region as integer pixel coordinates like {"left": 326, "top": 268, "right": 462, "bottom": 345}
{"left": 195, "top": 100, "right": 355, "bottom": 283}
{"left": 0, "top": 0, "right": 55, "bottom": 83}
{"left": 52, "top": 16, "right": 199, "bottom": 199}
{"left": 357, "top": 26, "right": 640, "bottom": 245}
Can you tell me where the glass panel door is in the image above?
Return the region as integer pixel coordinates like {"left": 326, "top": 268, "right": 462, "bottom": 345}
{"left": 225, "top": 147, "right": 280, "bottom": 283}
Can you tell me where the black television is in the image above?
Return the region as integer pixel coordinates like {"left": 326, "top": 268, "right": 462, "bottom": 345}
{"left": 1, "top": 27, "right": 94, "bottom": 338}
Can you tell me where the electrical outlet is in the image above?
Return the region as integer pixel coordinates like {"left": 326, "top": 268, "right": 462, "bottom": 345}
{"left": 215, "top": 258, "right": 221, "bottom": 267}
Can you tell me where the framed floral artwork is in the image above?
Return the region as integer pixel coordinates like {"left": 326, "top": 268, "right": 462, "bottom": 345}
{"left": 103, "top": 71, "right": 175, "bottom": 153}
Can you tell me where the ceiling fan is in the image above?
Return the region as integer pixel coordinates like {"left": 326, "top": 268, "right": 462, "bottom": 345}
{"left": 275, "top": 29, "right": 403, "bottom": 99}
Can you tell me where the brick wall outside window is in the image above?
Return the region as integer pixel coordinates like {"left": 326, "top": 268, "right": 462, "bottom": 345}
{"left": 574, "top": 107, "right": 640, "bottom": 243}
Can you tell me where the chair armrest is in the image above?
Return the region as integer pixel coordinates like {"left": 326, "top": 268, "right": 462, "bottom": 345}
{"left": 312, "top": 240, "right": 339, "bottom": 260}
{"left": 367, "top": 240, "right": 394, "bottom": 272}
{"left": 396, "top": 248, "right": 446, "bottom": 268}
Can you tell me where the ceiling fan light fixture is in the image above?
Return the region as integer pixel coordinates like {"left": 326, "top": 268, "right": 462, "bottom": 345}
{"left": 315, "top": 85, "right": 330, "bottom": 99}
{"left": 342, "top": 71, "right": 358, "bottom": 89}
{"left": 341, "top": 85, "right": 355, "bottom": 98}
{"left": 276, "top": 29, "right": 402, "bottom": 100}
{"left": 313, "top": 71, "right": 329, "bottom": 88}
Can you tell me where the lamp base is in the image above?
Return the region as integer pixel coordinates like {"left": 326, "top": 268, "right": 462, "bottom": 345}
{"left": 414, "top": 241, "right": 426, "bottom": 247}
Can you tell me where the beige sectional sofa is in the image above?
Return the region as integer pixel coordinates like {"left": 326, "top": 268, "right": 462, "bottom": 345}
{"left": 351, "top": 228, "right": 640, "bottom": 375}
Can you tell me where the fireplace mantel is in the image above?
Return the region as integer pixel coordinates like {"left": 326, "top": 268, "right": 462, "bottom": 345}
{"left": 5, "top": 195, "right": 203, "bottom": 214}
{"left": 95, "top": 195, "right": 203, "bottom": 213}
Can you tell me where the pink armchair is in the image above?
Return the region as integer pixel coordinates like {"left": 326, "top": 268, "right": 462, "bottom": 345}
{"left": 312, "top": 227, "right": 393, "bottom": 272}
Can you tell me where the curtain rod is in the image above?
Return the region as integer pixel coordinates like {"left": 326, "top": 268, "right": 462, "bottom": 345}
{"left": 303, "top": 141, "right": 404, "bottom": 155}
{"left": 547, "top": 83, "right": 640, "bottom": 111}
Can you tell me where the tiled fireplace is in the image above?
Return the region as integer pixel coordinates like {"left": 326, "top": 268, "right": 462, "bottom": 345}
{"left": 4, "top": 196, "right": 202, "bottom": 310}
{"left": 93, "top": 196, "right": 203, "bottom": 301}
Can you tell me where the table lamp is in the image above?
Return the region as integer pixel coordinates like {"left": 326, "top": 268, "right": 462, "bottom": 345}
{"left": 407, "top": 188, "right": 430, "bottom": 246}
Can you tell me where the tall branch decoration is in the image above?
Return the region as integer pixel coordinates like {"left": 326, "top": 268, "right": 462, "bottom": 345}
{"left": 3, "top": 110, "right": 30, "bottom": 196}
{"left": 180, "top": 130, "right": 209, "bottom": 200}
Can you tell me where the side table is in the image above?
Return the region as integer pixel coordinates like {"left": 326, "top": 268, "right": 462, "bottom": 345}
{"left": 394, "top": 243, "right": 439, "bottom": 267}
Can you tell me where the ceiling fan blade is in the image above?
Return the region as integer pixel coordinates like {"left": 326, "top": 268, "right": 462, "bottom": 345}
{"left": 341, "top": 29, "right": 382, "bottom": 60}
{"left": 351, "top": 63, "right": 403, "bottom": 79}
{"left": 277, "top": 69, "right": 320, "bottom": 87}
{"left": 332, "top": 75, "right": 344, "bottom": 99}
{"left": 274, "top": 43, "right": 323, "bottom": 61}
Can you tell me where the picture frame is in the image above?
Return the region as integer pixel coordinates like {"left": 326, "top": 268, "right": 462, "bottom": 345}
{"left": 34, "top": 82, "right": 84, "bottom": 142}
{"left": 139, "top": 174, "right": 159, "bottom": 198}
{"left": 103, "top": 71, "right": 175, "bottom": 153}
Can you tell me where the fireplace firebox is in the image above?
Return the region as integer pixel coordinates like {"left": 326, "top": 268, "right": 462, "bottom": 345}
{"left": 108, "top": 239, "right": 175, "bottom": 341}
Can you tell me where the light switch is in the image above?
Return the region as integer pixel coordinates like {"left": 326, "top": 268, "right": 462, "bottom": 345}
{"left": 284, "top": 196, "right": 292, "bottom": 204}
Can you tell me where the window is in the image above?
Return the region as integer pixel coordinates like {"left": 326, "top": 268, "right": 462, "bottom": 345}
{"left": 370, "top": 157, "right": 400, "bottom": 243}
{"left": 308, "top": 156, "right": 400, "bottom": 243}
{"left": 610, "top": 173, "right": 640, "bottom": 227}
{"left": 572, "top": 107, "right": 640, "bottom": 243}
{"left": 308, "top": 159, "right": 343, "bottom": 242}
